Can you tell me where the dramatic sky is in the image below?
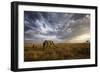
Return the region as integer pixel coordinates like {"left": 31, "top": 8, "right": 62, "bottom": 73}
{"left": 24, "top": 11, "right": 90, "bottom": 43}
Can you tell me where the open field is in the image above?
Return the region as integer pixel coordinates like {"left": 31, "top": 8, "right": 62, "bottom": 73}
{"left": 24, "top": 42, "right": 90, "bottom": 62}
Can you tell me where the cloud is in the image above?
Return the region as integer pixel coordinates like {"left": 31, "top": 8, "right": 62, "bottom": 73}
{"left": 24, "top": 11, "right": 90, "bottom": 43}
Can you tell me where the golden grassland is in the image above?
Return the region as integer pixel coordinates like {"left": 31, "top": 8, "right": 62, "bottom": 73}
{"left": 24, "top": 43, "right": 90, "bottom": 62}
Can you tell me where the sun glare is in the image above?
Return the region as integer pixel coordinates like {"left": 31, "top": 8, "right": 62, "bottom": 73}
{"left": 69, "top": 34, "right": 90, "bottom": 43}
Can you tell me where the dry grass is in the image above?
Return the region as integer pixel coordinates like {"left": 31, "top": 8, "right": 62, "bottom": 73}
{"left": 24, "top": 43, "right": 90, "bottom": 62}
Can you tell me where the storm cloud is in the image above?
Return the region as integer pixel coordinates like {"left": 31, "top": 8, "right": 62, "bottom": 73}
{"left": 24, "top": 11, "right": 90, "bottom": 43}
